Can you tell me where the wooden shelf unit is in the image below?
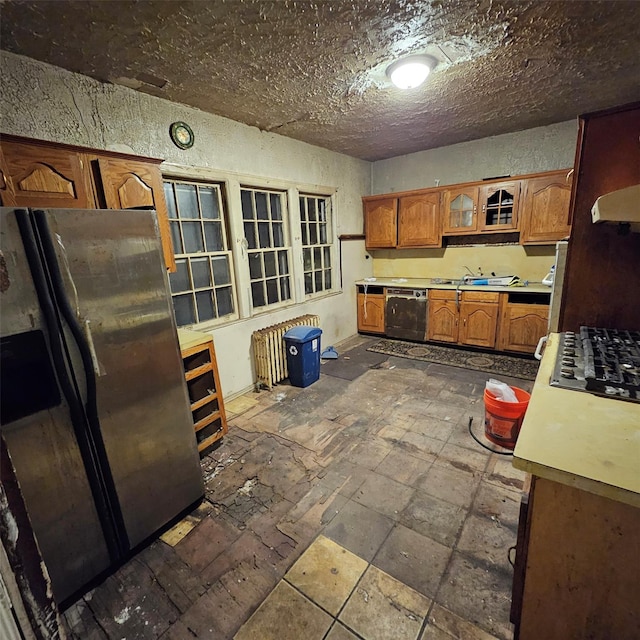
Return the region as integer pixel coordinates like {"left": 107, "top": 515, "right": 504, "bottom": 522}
{"left": 177, "top": 329, "right": 228, "bottom": 454}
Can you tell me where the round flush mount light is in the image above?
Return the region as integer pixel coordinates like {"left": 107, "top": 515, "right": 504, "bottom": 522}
{"left": 386, "top": 54, "right": 438, "bottom": 89}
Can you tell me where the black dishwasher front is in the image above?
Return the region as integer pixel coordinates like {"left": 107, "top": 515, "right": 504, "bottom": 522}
{"left": 385, "top": 289, "right": 428, "bottom": 342}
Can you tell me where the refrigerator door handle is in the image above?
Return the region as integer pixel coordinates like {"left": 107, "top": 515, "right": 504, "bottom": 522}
{"left": 31, "top": 209, "right": 130, "bottom": 554}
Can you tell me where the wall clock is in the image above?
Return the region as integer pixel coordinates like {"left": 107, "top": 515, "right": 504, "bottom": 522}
{"left": 169, "top": 121, "right": 195, "bottom": 149}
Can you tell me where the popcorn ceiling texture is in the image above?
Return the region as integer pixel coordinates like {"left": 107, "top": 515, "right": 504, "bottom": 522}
{"left": 1, "top": 0, "right": 639, "bottom": 161}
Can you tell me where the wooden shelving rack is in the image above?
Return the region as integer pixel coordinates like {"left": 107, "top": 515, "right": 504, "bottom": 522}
{"left": 177, "top": 328, "right": 228, "bottom": 454}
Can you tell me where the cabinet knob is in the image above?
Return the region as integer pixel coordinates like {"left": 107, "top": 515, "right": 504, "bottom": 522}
{"left": 0, "top": 170, "right": 5, "bottom": 190}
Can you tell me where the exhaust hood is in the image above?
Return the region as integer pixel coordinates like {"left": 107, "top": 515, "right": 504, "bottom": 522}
{"left": 591, "top": 184, "right": 640, "bottom": 232}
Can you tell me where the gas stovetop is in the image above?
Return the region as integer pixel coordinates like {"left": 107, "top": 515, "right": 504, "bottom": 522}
{"left": 550, "top": 327, "right": 640, "bottom": 403}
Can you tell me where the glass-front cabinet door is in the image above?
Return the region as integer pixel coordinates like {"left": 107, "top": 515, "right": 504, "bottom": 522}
{"left": 479, "top": 181, "right": 520, "bottom": 231}
{"left": 442, "top": 187, "right": 479, "bottom": 235}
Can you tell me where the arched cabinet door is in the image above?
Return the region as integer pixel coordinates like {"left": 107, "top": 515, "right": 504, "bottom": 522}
{"left": 0, "top": 140, "right": 93, "bottom": 208}
{"left": 97, "top": 157, "right": 175, "bottom": 271}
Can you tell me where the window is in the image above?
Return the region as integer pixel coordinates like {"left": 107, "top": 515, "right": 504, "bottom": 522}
{"left": 299, "top": 194, "right": 333, "bottom": 295}
{"left": 164, "top": 179, "right": 236, "bottom": 326}
{"left": 241, "top": 187, "right": 292, "bottom": 310}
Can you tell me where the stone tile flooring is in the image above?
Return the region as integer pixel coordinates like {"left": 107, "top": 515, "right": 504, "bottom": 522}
{"left": 62, "top": 335, "right": 532, "bottom": 640}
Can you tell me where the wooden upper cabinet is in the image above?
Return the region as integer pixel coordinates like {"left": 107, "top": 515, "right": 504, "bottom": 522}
{"left": 0, "top": 139, "right": 93, "bottom": 208}
{"left": 519, "top": 172, "right": 572, "bottom": 244}
{"left": 397, "top": 192, "right": 441, "bottom": 248}
{"left": 479, "top": 180, "right": 520, "bottom": 232}
{"left": 442, "top": 186, "right": 479, "bottom": 235}
{"left": 364, "top": 198, "right": 397, "bottom": 249}
{"left": 96, "top": 157, "right": 176, "bottom": 271}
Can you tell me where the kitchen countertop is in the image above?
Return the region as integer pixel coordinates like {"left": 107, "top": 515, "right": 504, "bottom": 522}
{"left": 355, "top": 277, "right": 552, "bottom": 295}
{"left": 513, "top": 333, "right": 640, "bottom": 507}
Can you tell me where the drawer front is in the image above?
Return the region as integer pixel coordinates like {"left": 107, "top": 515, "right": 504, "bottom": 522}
{"left": 462, "top": 290, "right": 500, "bottom": 303}
{"left": 428, "top": 288, "right": 457, "bottom": 301}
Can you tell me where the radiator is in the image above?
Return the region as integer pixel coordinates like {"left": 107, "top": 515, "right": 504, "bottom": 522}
{"left": 252, "top": 314, "right": 320, "bottom": 389}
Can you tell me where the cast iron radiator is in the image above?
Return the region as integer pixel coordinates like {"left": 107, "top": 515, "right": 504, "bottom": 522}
{"left": 252, "top": 314, "right": 320, "bottom": 389}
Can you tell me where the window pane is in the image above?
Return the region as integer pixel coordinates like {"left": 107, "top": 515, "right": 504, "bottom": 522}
{"left": 256, "top": 192, "right": 268, "bottom": 220}
{"left": 217, "top": 287, "right": 234, "bottom": 316}
{"left": 249, "top": 253, "right": 263, "bottom": 279}
{"left": 324, "top": 269, "right": 332, "bottom": 289}
{"left": 258, "top": 222, "right": 270, "bottom": 248}
{"left": 173, "top": 294, "right": 195, "bottom": 326}
{"left": 266, "top": 279, "right": 278, "bottom": 304}
{"left": 303, "top": 248, "right": 312, "bottom": 270}
{"left": 280, "top": 276, "right": 291, "bottom": 300}
{"left": 272, "top": 222, "right": 284, "bottom": 247}
{"left": 314, "top": 270, "right": 322, "bottom": 291}
{"left": 176, "top": 184, "right": 199, "bottom": 219}
{"left": 301, "top": 222, "right": 308, "bottom": 245}
{"left": 199, "top": 187, "right": 219, "bottom": 219}
{"left": 196, "top": 291, "right": 215, "bottom": 322}
{"left": 211, "top": 256, "right": 231, "bottom": 285}
{"left": 278, "top": 251, "right": 289, "bottom": 275}
{"left": 308, "top": 199, "right": 317, "bottom": 221}
{"left": 318, "top": 199, "right": 326, "bottom": 222}
{"left": 244, "top": 221, "right": 256, "bottom": 249}
{"left": 270, "top": 194, "right": 282, "bottom": 220}
{"left": 304, "top": 272, "right": 313, "bottom": 294}
{"left": 264, "top": 251, "right": 277, "bottom": 277}
{"left": 299, "top": 197, "right": 306, "bottom": 222}
{"left": 204, "top": 221, "right": 224, "bottom": 251}
{"left": 323, "top": 246, "right": 331, "bottom": 265}
{"left": 319, "top": 223, "right": 327, "bottom": 243}
{"left": 169, "top": 259, "right": 190, "bottom": 293}
{"left": 170, "top": 221, "right": 183, "bottom": 254}
{"left": 309, "top": 224, "right": 318, "bottom": 244}
{"left": 164, "top": 183, "right": 177, "bottom": 217}
{"left": 182, "top": 221, "right": 204, "bottom": 253}
{"left": 251, "top": 281, "right": 265, "bottom": 307}
{"left": 191, "top": 257, "right": 211, "bottom": 289}
{"left": 313, "top": 247, "right": 322, "bottom": 267}
{"left": 241, "top": 190, "right": 253, "bottom": 219}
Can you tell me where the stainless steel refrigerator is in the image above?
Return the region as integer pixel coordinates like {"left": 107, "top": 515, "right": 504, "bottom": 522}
{"left": 0, "top": 207, "right": 204, "bottom": 605}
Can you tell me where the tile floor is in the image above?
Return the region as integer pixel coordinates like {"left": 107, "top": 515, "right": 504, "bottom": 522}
{"left": 62, "top": 335, "right": 532, "bottom": 640}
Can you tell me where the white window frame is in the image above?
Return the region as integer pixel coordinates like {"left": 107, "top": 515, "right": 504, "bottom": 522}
{"left": 161, "top": 163, "right": 340, "bottom": 327}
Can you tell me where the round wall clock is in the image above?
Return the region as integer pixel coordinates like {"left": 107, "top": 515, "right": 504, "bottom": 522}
{"left": 169, "top": 121, "right": 195, "bottom": 149}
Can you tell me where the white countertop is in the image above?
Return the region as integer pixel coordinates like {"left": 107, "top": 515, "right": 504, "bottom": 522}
{"left": 356, "top": 277, "right": 552, "bottom": 295}
{"left": 513, "top": 333, "right": 640, "bottom": 507}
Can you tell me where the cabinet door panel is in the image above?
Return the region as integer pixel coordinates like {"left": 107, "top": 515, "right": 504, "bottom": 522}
{"left": 97, "top": 158, "right": 175, "bottom": 271}
{"left": 520, "top": 174, "right": 572, "bottom": 244}
{"left": 398, "top": 192, "right": 441, "bottom": 248}
{"left": 364, "top": 198, "right": 397, "bottom": 248}
{"left": 442, "top": 187, "right": 478, "bottom": 235}
{"left": 357, "top": 293, "right": 385, "bottom": 333}
{"left": 479, "top": 180, "right": 520, "bottom": 231}
{"left": 0, "top": 141, "right": 94, "bottom": 208}
{"left": 499, "top": 303, "right": 549, "bottom": 353}
{"left": 459, "top": 302, "right": 498, "bottom": 348}
{"left": 427, "top": 300, "right": 459, "bottom": 342}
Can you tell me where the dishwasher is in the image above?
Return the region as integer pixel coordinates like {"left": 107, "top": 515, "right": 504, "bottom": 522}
{"left": 385, "top": 288, "right": 428, "bottom": 341}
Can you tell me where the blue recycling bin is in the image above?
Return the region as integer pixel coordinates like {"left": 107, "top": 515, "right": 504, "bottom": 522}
{"left": 283, "top": 326, "right": 323, "bottom": 388}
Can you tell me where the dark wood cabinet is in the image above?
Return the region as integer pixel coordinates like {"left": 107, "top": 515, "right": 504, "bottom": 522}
{"left": 0, "top": 135, "right": 175, "bottom": 272}
{"left": 498, "top": 301, "right": 549, "bottom": 353}
{"left": 560, "top": 102, "right": 640, "bottom": 331}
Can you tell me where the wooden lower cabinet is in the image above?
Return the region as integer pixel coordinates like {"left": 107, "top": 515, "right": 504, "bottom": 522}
{"left": 177, "top": 329, "right": 228, "bottom": 454}
{"left": 512, "top": 476, "right": 640, "bottom": 639}
{"left": 498, "top": 301, "right": 549, "bottom": 353}
{"left": 427, "top": 291, "right": 459, "bottom": 342}
{"left": 428, "top": 289, "right": 499, "bottom": 348}
{"left": 357, "top": 290, "right": 385, "bottom": 334}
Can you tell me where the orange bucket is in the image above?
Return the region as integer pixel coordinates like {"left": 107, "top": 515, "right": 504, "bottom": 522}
{"left": 483, "top": 386, "right": 530, "bottom": 450}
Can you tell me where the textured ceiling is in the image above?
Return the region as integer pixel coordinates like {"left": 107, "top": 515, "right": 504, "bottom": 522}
{"left": 1, "top": 0, "right": 640, "bottom": 161}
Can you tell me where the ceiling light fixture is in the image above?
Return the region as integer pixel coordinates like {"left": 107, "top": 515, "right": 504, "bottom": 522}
{"left": 386, "top": 54, "right": 437, "bottom": 90}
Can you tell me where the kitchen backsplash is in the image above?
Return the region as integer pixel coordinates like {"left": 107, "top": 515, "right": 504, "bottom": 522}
{"left": 372, "top": 244, "right": 556, "bottom": 283}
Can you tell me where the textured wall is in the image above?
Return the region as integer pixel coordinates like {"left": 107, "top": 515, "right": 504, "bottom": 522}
{"left": 371, "top": 120, "right": 578, "bottom": 194}
{"left": 0, "top": 51, "right": 371, "bottom": 398}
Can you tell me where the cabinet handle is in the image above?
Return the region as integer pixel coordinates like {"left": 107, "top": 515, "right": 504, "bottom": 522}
{"left": 463, "top": 318, "right": 466, "bottom": 326}
{"left": 566, "top": 169, "right": 574, "bottom": 184}
{"left": 0, "top": 170, "right": 5, "bottom": 190}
